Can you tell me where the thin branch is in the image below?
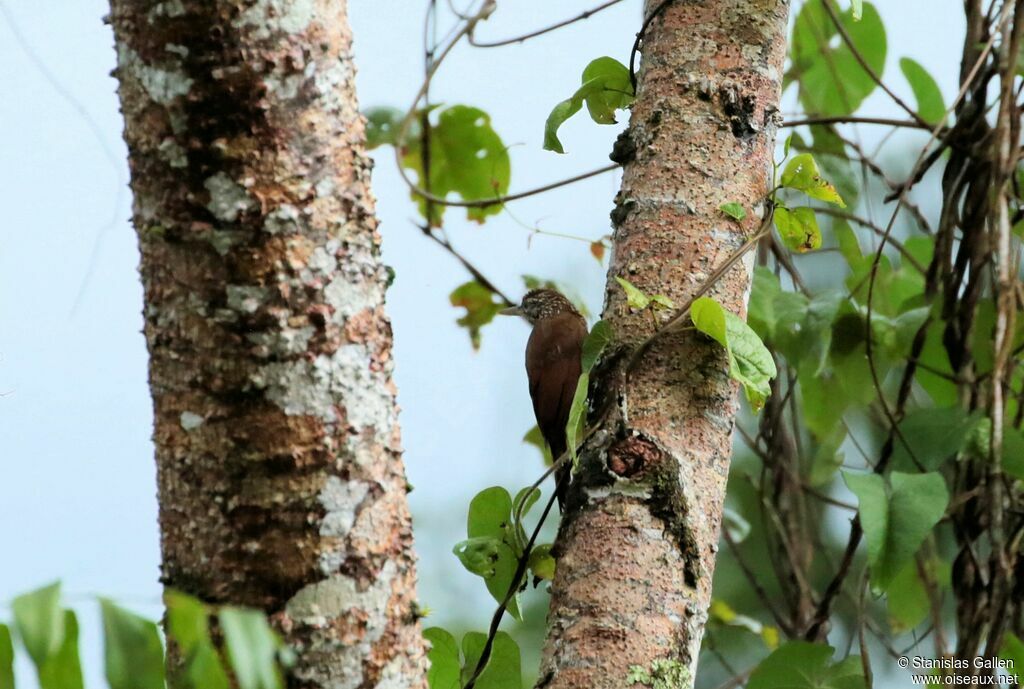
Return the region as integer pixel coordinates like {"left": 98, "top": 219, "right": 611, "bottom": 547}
{"left": 820, "top": 0, "right": 931, "bottom": 128}
{"left": 723, "top": 528, "right": 795, "bottom": 636}
{"left": 805, "top": 7, "right": 1010, "bottom": 640}
{"left": 836, "top": 134, "right": 935, "bottom": 235}
{"left": 394, "top": 1, "right": 621, "bottom": 211}
{"left": 814, "top": 207, "right": 927, "bottom": 273}
{"left": 469, "top": 0, "right": 623, "bottom": 47}
{"left": 628, "top": 0, "right": 674, "bottom": 93}
{"left": 783, "top": 115, "right": 931, "bottom": 130}
{"left": 625, "top": 208, "right": 775, "bottom": 374}
{"left": 419, "top": 226, "right": 515, "bottom": 305}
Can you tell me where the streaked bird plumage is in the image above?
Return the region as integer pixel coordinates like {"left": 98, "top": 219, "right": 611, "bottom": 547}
{"left": 502, "top": 288, "right": 587, "bottom": 509}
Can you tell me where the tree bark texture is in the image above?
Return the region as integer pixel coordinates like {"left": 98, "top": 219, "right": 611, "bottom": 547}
{"left": 108, "top": 1, "right": 427, "bottom": 687}
{"left": 537, "top": 2, "right": 790, "bottom": 687}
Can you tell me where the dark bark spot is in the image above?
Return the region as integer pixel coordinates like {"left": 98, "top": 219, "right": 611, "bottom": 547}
{"left": 609, "top": 128, "right": 636, "bottom": 165}
{"left": 607, "top": 435, "right": 658, "bottom": 477}
{"left": 610, "top": 195, "right": 637, "bottom": 228}
{"left": 645, "top": 445, "right": 701, "bottom": 587}
{"left": 719, "top": 84, "right": 758, "bottom": 140}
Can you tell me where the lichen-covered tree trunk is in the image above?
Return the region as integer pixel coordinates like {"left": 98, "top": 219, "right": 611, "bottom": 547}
{"left": 108, "top": 1, "right": 427, "bottom": 686}
{"left": 536, "top": 2, "right": 790, "bottom": 687}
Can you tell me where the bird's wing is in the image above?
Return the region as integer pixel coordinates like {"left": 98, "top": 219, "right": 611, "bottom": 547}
{"left": 525, "top": 313, "right": 587, "bottom": 460}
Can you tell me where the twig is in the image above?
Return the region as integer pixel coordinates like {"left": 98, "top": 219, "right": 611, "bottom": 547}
{"left": 814, "top": 207, "right": 927, "bottom": 273}
{"left": 783, "top": 115, "right": 932, "bottom": 130}
{"left": 469, "top": 0, "right": 624, "bottom": 47}
{"left": 394, "top": 1, "right": 621, "bottom": 212}
{"left": 805, "top": 6, "right": 1010, "bottom": 639}
{"left": 624, "top": 208, "right": 775, "bottom": 374}
{"left": 628, "top": 0, "right": 674, "bottom": 93}
{"left": 820, "top": 0, "right": 931, "bottom": 128}
{"left": 722, "top": 527, "right": 795, "bottom": 636}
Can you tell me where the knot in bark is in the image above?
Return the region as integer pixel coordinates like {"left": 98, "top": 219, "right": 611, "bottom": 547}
{"left": 607, "top": 435, "right": 661, "bottom": 477}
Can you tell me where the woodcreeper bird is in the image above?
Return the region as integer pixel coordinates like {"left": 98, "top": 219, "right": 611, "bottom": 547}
{"left": 501, "top": 288, "right": 588, "bottom": 510}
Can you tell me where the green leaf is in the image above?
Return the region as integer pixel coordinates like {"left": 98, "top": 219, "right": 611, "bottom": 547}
{"left": 1000, "top": 633, "right": 1024, "bottom": 673}
{"left": 691, "top": 297, "right": 728, "bottom": 345}
{"left": 691, "top": 297, "right": 778, "bottom": 410}
{"left": 886, "top": 562, "right": 930, "bottom": 633}
{"left": 527, "top": 544, "right": 556, "bottom": 581}
{"left": 463, "top": 488, "right": 522, "bottom": 620}
{"left": 899, "top": 58, "right": 945, "bottom": 125}
{"left": 165, "top": 591, "right": 230, "bottom": 689}
{"left": 467, "top": 487, "right": 513, "bottom": 542}
{"left": 186, "top": 645, "right": 231, "bottom": 689}
{"left": 720, "top": 202, "right": 747, "bottom": 221}
{"left": 453, "top": 536, "right": 503, "bottom": 577}
{"left": 800, "top": 372, "right": 850, "bottom": 439}
{"left": 774, "top": 206, "right": 822, "bottom": 252}
{"left": 38, "top": 610, "right": 83, "bottom": 689}
{"left": 522, "top": 425, "right": 553, "bottom": 466}
{"left": 0, "top": 625, "right": 11, "bottom": 689}
{"left": 12, "top": 582, "right": 64, "bottom": 672}
{"left": 461, "top": 632, "right": 522, "bottom": 689}
{"left": 364, "top": 106, "right": 409, "bottom": 149}
{"left": 512, "top": 486, "right": 541, "bottom": 520}
{"left": 789, "top": 1, "right": 886, "bottom": 117}
{"left": 615, "top": 276, "right": 650, "bottom": 310}
{"left": 565, "top": 321, "right": 613, "bottom": 465}
{"left": 781, "top": 153, "right": 846, "bottom": 207}
{"left": 100, "top": 599, "right": 165, "bottom": 689}
{"left": 165, "top": 590, "right": 209, "bottom": 654}
{"left": 649, "top": 294, "right": 675, "bottom": 310}
{"left": 218, "top": 607, "right": 284, "bottom": 689}
{"left": 565, "top": 373, "right": 590, "bottom": 468}
{"left": 843, "top": 471, "right": 949, "bottom": 591}
{"left": 890, "top": 407, "right": 977, "bottom": 471}
{"left": 1002, "top": 428, "right": 1024, "bottom": 480}
{"left": 834, "top": 219, "right": 862, "bottom": 264}
{"left": 423, "top": 627, "right": 461, "bottom": 689}
{"left": 484, "top": 544, "right": 523, "bottom": 621}
{"left": 403, "top": 105, "right": 510, "bottom": 224}
{"left": 747, "top": 642, "right": 866, "bottom": 689}
{"left": 450, "top": 281, "right": 503, "bottom": 349}
{"left": 808, "top": 427, "right": 847, "bottom": 486}
{"left": 581, "top": 320, "right": 612, "bottom": 371}
{"left": 581, "top": 57, "right": 634, "bottom": 122}
{"left": 544, "top": 57, "right": 634, "bottom": 153}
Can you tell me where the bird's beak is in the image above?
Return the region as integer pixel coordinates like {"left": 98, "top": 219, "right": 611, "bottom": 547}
{"left": 500, "top": 305, "right": 524, "bottom": 317}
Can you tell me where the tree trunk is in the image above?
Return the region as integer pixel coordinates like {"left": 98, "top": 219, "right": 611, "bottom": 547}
{"left": 108, "top": 1, "right": 427, "bottom": 687}
{"left": 537, "top": 2, "right": 790, "bottom": 687}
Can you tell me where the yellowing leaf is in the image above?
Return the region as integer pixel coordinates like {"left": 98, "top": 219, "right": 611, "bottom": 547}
{"left": 781, "top": 153, "right": 846, "bottom": 207}
{"left": 774, "top": 206, "right": 822, "bottom": 253}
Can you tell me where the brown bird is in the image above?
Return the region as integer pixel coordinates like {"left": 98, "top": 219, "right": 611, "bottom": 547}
{"left": 501, "top": 288, "right": 588, "bottom": 509}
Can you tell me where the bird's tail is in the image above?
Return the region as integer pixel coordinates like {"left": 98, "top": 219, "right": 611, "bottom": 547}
{"left": 554, "top": 463, "right": 569, "bottom": 511}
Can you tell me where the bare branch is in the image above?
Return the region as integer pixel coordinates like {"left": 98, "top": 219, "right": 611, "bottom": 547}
{"left": 469, "top": 0, "right": 624, "bottom": 48}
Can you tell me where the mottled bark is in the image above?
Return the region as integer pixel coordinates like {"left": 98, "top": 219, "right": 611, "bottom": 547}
{"left": 108, "top": 1, "right": 427, "bottom": 687}
{"left": 537, "top": 2, "right": 790, "bottom": 687}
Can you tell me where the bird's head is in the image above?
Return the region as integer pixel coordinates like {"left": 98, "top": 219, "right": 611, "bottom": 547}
{"left": 500, "top": 288, "right": 580, "bottom": 325}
